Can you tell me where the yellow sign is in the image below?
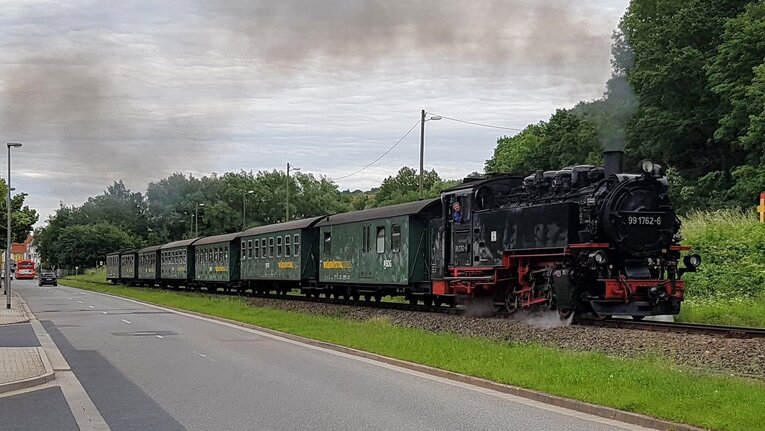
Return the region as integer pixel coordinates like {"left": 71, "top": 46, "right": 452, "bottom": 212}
{"left": 322, "top": 260, "right": 352, "bottom": 269}
{"left": 277, "top": 261, "right": 295, "bottom": 269}
{"left": 759, "top": 192, "right": 765, "bottom": 223}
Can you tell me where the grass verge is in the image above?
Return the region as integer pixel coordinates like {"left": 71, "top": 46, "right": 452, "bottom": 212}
{"left": 63, "top": 273, "right": 764, "bottom": 431}
{"left": 678, "top": 294, "right": 765, "bottom": 327}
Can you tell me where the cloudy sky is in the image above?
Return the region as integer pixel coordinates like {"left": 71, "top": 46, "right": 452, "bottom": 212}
{"left": 0, "top": 0, "right": 630, "bottom": 225}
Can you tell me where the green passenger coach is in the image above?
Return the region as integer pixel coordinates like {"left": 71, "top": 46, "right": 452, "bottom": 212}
{"left": 315, "top": 199, "right": 440, "bottom": 300}
{"left": 238, "top": 216, "right": 324, "bottom": 294}
{"left": 120, "top": 249, "right": 138, "bottom": 283}
{"left": 106, "top": 251, "right": 121, "bottom": 283}
{"left": 137, "top": 245, "right": 161, "bottom": 285}
{"left": 160, "top": 238, "right": 198, "bottom": 288}
{"left": 193, "top": 232, "right": 240, "bottom": 291}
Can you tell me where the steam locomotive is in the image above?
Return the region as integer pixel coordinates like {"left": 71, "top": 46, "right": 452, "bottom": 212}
{"left": 433, "top": 149, "right": 699, "bottom": 318}
{"left": 108, "top": 150, "right": 699, "bottom": 319}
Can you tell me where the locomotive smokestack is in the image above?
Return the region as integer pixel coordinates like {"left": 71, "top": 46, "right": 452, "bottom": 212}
{"left": 603, "top": 150, "right": 624, "bottom": 177}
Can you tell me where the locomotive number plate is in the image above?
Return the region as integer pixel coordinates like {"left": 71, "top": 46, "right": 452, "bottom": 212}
{"left": 626, "top": 215, "right": 663, "bottom": 226}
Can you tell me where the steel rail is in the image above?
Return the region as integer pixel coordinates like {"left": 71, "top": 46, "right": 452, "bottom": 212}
{"left": 575, "top": 318, "right": 765, "bottom": 339}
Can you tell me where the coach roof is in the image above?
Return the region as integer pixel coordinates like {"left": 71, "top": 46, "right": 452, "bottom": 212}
{"left": 238, "top": 216, "right": 326, "bottom": 238}
{"left": 160, "top": 238, "right": 199, "bottom": 249}
{"left": 316, "top": 198, "right": 439, "bottom": 227}
{"left": 193, "top": 232, "right": 241, "bottom": 246}
{"left": 138, "top": 245, "right": 162, "bottom": 253}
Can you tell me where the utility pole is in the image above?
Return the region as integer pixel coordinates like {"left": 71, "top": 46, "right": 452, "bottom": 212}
{"left": 419, "top": 109, "right": 425, "bottom": 199}
{"left": 286, "top": 163, "right": 300, "bottom": 222}
{"left": 6, "top": 143, "right": 21, "bottom": 309}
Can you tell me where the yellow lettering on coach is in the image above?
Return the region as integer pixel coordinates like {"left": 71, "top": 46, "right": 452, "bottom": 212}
{"left": 215, "top": 266, "right": 227, "bottom": 273}
{"left": 277, "top": 261, "right": 295, "bottom": 269}
{"left": 322, "top": 260, "right": 352, "bottom": 269}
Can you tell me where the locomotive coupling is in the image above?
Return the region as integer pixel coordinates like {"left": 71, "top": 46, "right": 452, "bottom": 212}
{"left": 648, "top": 285, "right": 669, "bottom": 300}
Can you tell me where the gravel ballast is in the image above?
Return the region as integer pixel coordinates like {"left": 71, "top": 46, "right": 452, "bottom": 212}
{"left": 244, "top": 297, "right": 765, "bottom": 378}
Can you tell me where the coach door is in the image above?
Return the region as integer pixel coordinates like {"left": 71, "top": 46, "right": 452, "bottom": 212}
{"left": 359, "top": 223, "right": 374, "bottom": 278}
{"left": 450, "top": 194, "right": 472, "bottom": 267}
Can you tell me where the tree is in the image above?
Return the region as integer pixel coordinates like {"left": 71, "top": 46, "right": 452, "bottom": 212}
{"left": 54, "top": 224, "right": 139, "bottom": 268}
{"left": 0, "top": 179, "right": 38, "bottom": 250}
{"left": 371, "top": 167, "right": 446, "bottom": 208}
{"left": 706, "top": 1, "right": 765, "bottom": 157}
{"left": 621, "top": 0, "right": 751, "bottom": 178}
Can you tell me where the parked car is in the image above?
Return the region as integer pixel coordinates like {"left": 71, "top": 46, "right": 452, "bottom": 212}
{"left": 38, "top": 271, "right": 57, "bottom": 286}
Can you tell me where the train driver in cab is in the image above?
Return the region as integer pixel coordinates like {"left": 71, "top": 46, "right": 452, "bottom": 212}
{"left": 452, "top": 200, "right": 463, "bottom": 224}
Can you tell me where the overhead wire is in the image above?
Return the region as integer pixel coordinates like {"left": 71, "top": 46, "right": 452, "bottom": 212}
{"left": 331, "top": 119, "right": 421, "bottom": 181}
{"left": 427, "top": 113, "right": 523, "bottom": 131}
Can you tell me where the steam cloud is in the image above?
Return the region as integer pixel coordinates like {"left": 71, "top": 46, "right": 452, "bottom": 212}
{"left": 0, "top": 0, "right": 620, "bottom": 218}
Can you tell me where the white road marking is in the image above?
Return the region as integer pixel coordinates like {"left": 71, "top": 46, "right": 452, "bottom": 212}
{"left": 102, "top": 311, "right": 108, "bottom": 315}
{"left": 22, "top": 298, "right": 111, "bottom": 430}
{"left": 88, "top": 305, "right": 95, "bottom": 309}
{"left": 156, "top": 335, "right": 164, "bottom": 339}
{"left": 121, "top": 319, "right": 132, "bottom": 324}
{"left": 67, "top": 297, "right": 72, "bottom": 300}
{"left": 77, "top": 300, "right": 83, "bottom": 304}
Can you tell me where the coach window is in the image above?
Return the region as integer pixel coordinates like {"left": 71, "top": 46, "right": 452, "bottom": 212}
{"left": 261, "top": 240, "right": 267, "bottom": 259}
{"left": 224, "top": 248, "right": 228, "bottom": 262}
{"left": 253, "top": 239, "right": 259, "bottom": 258}
{"left": 376, "top": 226, "right": 385, "bottom": 254}
{"left": 277, "top": 236, "right": 283, "bottom": 257}
{"left": 323, "top": 232, "right": 331, "bottom": 255}
{"left": 241, "top": 241, "right": 246, "bottom": 260}
{"left": 285, "top": 235, "right": 291, "bottom": 257}
{"left": 248, "top": 240, "right": 253, "bottom": 259}
{"left": 269, "top": 237, "right": 274, "bottom": 257}
{"left": 391, "top": 224, "right": 401, "bottom": 252}
{"left": 294, "top": 234, "right": 300, "bottom": 256}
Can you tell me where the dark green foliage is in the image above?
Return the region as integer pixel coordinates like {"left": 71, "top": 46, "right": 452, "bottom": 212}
{"left": 54, "top": 223, "right": 139, "bottom": 269}
{"left": 35, "top": 166, "right": 456, "bottom": 269}
{"left": 370, "top": 167, "right": 459, "bottom": 208}
{"left": 487, "top": 0, "right": 765, "bottom": 215}
{"left": 0, "top": 179, "right": 39, "bottom": 251}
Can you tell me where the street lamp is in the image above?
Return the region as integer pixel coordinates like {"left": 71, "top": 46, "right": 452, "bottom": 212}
{"left": 242, "top": 190, "right": 254, "bottom": 230}
{"left": 419, "top": 110, "right": 441, "bottom": 199}
{"left": 6, "top": 142, "right": 21, "bottom": 310}
{"left": 286, "top": 163, "right": 300, "bottom": 222}
{"left": 195, "top": 203, "right": 205, "bottom": 238}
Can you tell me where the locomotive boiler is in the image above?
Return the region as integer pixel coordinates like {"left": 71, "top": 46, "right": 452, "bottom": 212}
{"left": 430, "top": 150, "right": 700, "bottom": 319}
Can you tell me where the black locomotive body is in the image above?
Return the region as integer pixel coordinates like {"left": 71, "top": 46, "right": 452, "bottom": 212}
{"left": 431, "top": 150, "right": 698, "bottom": 318}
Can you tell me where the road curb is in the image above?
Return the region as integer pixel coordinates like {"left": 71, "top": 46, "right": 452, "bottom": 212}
{"left": 68, "top": 285, "right": 703, "bottom": 431}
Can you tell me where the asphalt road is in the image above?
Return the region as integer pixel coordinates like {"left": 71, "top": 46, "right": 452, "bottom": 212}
{"left": 14, "top": 279, "right": 649, "bottom": 431}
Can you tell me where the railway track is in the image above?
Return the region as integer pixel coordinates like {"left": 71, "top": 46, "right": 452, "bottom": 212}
{"left": 75, "top": 279, "right": 765, "bottom": 339}
{"left": 576, "top": 317, "right": 765, "bottom": 339}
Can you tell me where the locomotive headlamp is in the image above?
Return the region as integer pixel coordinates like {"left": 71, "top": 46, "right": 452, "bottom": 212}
{"left": 589, "top": 250, "right": 608, "bottom": 265}
{"left": 684, "top": 254, "right": 702, "bottom": 269}
{"left": 639, "top": 159, "right": 655, "bottom": 174}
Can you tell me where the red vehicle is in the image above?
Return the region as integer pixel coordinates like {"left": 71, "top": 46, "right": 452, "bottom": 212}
{"left": 15, "top": 259, "right": 36, "bottom": 279}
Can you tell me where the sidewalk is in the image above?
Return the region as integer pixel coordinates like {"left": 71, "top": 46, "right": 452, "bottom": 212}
{"left": 0, "top": 293, "right": 55, "bottom": 394}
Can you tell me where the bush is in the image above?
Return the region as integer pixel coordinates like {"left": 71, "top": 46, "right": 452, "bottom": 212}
{"left": 680, "top": 210, "right": 765, "bottom": 299}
